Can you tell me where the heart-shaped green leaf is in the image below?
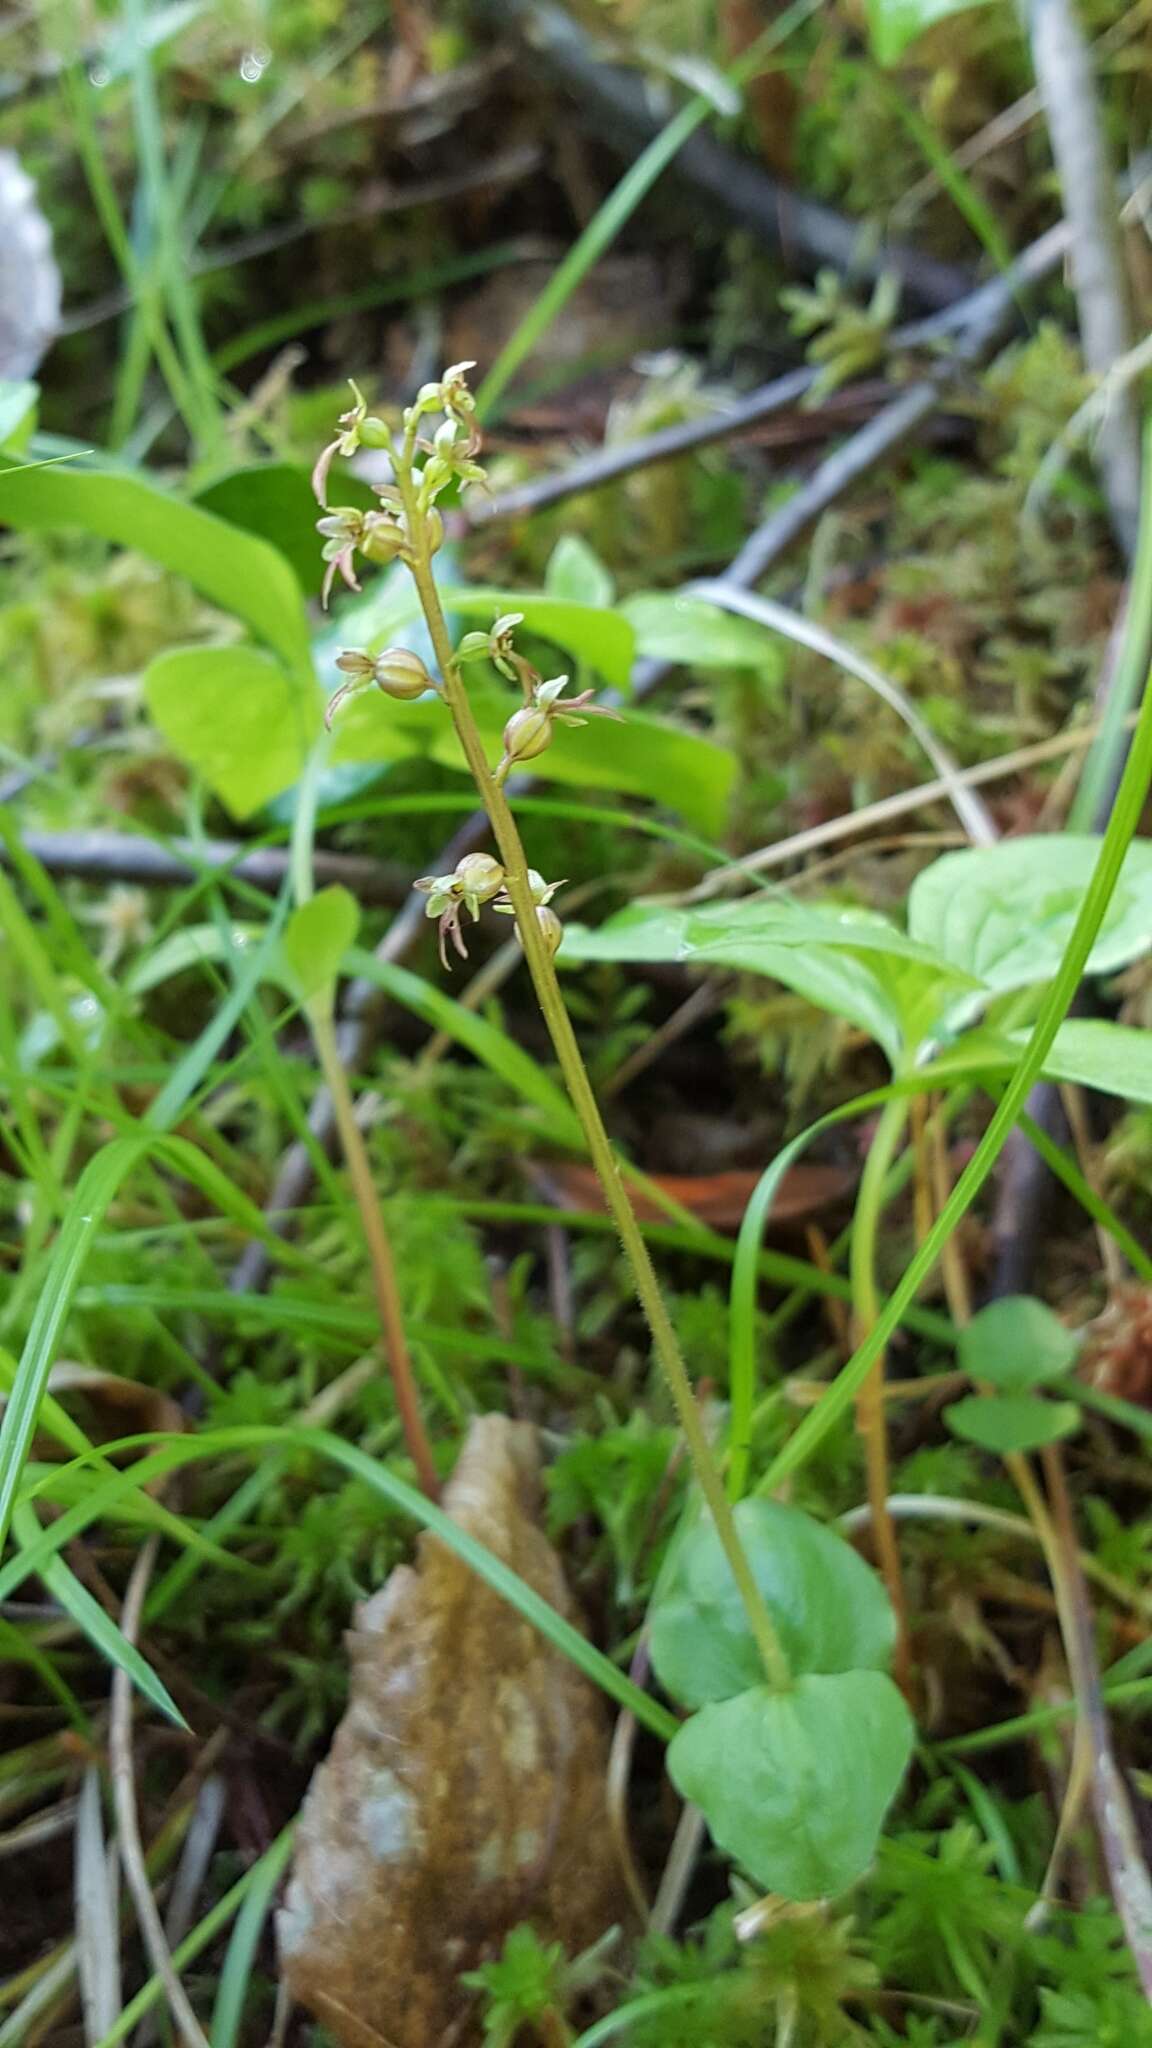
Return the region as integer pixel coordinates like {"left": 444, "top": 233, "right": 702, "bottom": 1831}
{"left": 668, "top": 1671, "right": 914, "bottom": 1899}
{"left": 649, "top": 1498, "right": 896, "bottom": 1708}
{"left": 909, "top": 836, "right": 1152, "bottom": 998}
{"left": 958, "top": 1296, "right": 1079, "bottom": 1392}
{"left": 945, "top": 1394, "right": 1082, "bottom": 1454}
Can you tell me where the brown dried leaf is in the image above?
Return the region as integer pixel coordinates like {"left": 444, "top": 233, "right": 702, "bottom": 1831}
{"left": 279, "top": 1416, "right": 628, "bottom": 2048}
{"left": 526, "top": 1158, "right": 856, "bottom": 1232}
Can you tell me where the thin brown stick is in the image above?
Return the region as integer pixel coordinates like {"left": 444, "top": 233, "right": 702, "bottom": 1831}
{"left": 1025, "top": 0, "right": 1139, "bottom": 554}
{"left": 691, "top": 716, "right": 1124, "bottom": 898}
{"left": 1039, "top": 1445, "right": 1152, "bottom": 1993}
{"left": 311, "top": 1010, "right": 440, "bottom": 1499}
{"left": 110, "top": 1537, "right": 211, "bottom": 2048}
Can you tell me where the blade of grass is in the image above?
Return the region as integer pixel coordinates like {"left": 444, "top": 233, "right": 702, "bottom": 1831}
{"left": 90, "top": 1825, "right": 297, "bottom": 2048}
{"left": 208, "top": 1824, "right": 294, "bottom": 2048}
{"left": 122, "top": 0, "right": 222, "bottom": 455}
{"left": 8, "top": 1425, "right": 680, "bottom": 1741}
{"left": 9, "top": 1501, "right": 185, "bottom": 1727}
{"left": 344, "top": 948, "right": 581, "bottom": 1142}
{"left": 1067, "top": 410, "right": 1152, "bottom": 829}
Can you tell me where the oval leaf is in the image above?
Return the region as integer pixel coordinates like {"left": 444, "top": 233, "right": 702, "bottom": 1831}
{"left": 958, "top": 1295, "right": 1079, "bottom": 1391}
{"left": 909, "top": 836, "right": 1152, "bottom": 997}
{"left": 0, "top": 462, "right": 311, "bottom": 672}
{"left": 144, "top": 645, "right": 321, "bottom": 819}
{"left": 545, "top": 535, "right": 615, "bottom": 609}
{"left": 649, "top": 1498, "right": 896, "bottom": 1708}
{"left": 623, "top": 593, "right": 785, "bottom": 675}
{"left": 668, "top": 1671, "right": 914, "bottom": 1899}
{"left": 945, "top": 1394, "right": 1082, "bottom": 1454}
{"left": 562, "top": 898, "right": 968, "bottom": 1066}
{"left": 282, "top": 887, "right": 360, "bottom": 1004}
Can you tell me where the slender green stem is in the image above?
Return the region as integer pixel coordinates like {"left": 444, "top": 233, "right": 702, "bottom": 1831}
{"left": 310, "top": 1005, "right": 440, "bottom": 1501}
{"left": 848, "top": 1094, "right": 911, "bottom": 1653}
{"left": 395, "top": 465, "right": 792, "bottom": 1694}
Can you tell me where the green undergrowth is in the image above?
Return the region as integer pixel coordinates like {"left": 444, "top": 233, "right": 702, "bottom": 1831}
{"left": 4, "top": 0, "right": 1152, "bottom": 2038}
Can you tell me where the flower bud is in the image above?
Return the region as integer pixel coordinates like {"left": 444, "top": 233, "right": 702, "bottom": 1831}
{"left": 425, "top": 507, "right": 445, "bottom": 555}
{"left": 359, "top": 510, "right": 408, "bottom": 565}
{"left": 372, "top": 648, "right": 433, "bottom": 700}
{"left": 501, "top": 703, "right": 552, "bottom": 767}
{"left": 535, "top": 905, "right": 563, "bottom": 956}
{"left": 453, "top": 853, "right": 505, "bottom": 907}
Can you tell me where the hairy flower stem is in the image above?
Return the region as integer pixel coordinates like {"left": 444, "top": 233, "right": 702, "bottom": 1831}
{"left": 849, "top": 1092, "right": 910, "bottom": 1682}
{"left": 310, "top": 1006, "right": 440, "bottom": 1501}
{"left": 397, "top": 469, "right": 791, "bottom": 1694}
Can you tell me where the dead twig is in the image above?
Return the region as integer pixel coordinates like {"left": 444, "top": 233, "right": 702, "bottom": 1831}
{"left": 6, "top": 829, "right": 409, "bottom": 905}
{"left": 1024, "top": 0, "right": 1140, "bottom": 554}
{"left": 1040, "top": 1444, "right": 1152, "bottom": 1994}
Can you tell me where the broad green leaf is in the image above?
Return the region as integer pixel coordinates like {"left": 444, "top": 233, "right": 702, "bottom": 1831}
{"left": 545, "top": 534, "right": 616, "bottom": 609}
{"left": 945, "top": 1394, "right": 1082, "bottom": 1454}
{"left": 668, "top": 1671, "right": 914, "bottom": 1899}
{"left": 144, "top": 646, "right": 321, "bottom": 819}
{"left": 650, "top": 1498, "right": 896, "bottom": 1708}
{"left": 0, "top": 380, "right": 37, "bottom": 451}
{"left": 958, "top": 1296, "right": 1079, "bottom": 1391}
{"left": 562, "top": 898, "right": 967, "bottom": 1065}
{"left": 909, "top": 836, "right": 1152, "bottom": 998}
{"left": 282, "top": 887, "right": 360, "bottom": 1003}
{"left": 623, "top": 592, "right": 786, "bottom": 675}
{"left": 953, "top": 1018, "right": 1152, "bottom": 1106}
{"left": 1038, "top": 1017, "right": 1152, "bottom": 1104}
{"left": 865, "top": 0, "right": 994, "bottom": 66}
{"left": 195, "top": 461, "right": 377, "bottom": 597}
{"left": 330, "top": 687, "right": 733, "bottom": 834}
{"left": 0, "top": 463, "right": 311, "bottom": 673}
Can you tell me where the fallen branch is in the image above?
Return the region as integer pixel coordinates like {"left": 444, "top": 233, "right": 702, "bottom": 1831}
{"left": 1025, "top": 0, "right": 1140, "bottom": 554}
{"left": 8, "top": 830, "right": 409, "bottom": 905}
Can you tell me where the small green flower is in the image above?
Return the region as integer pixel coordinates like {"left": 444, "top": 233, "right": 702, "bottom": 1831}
{"left": 496, "top": 676, "right": 622, "bottom": 782}
{"left": 316, "top": 508, "right": 367, "bottom": 606}
{"left": 311, "top": 379, "right": 391, "bottom": 507}
{"left": 414, "top": 852, "right": 506, "bottom": 968}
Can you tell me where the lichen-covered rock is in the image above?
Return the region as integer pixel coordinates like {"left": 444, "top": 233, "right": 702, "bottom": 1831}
{"left": 0, "top": 152, "right": 60, "bottom": 378}
{"left": 279, "top": 1415, "right": 627, "bottom": 2047}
